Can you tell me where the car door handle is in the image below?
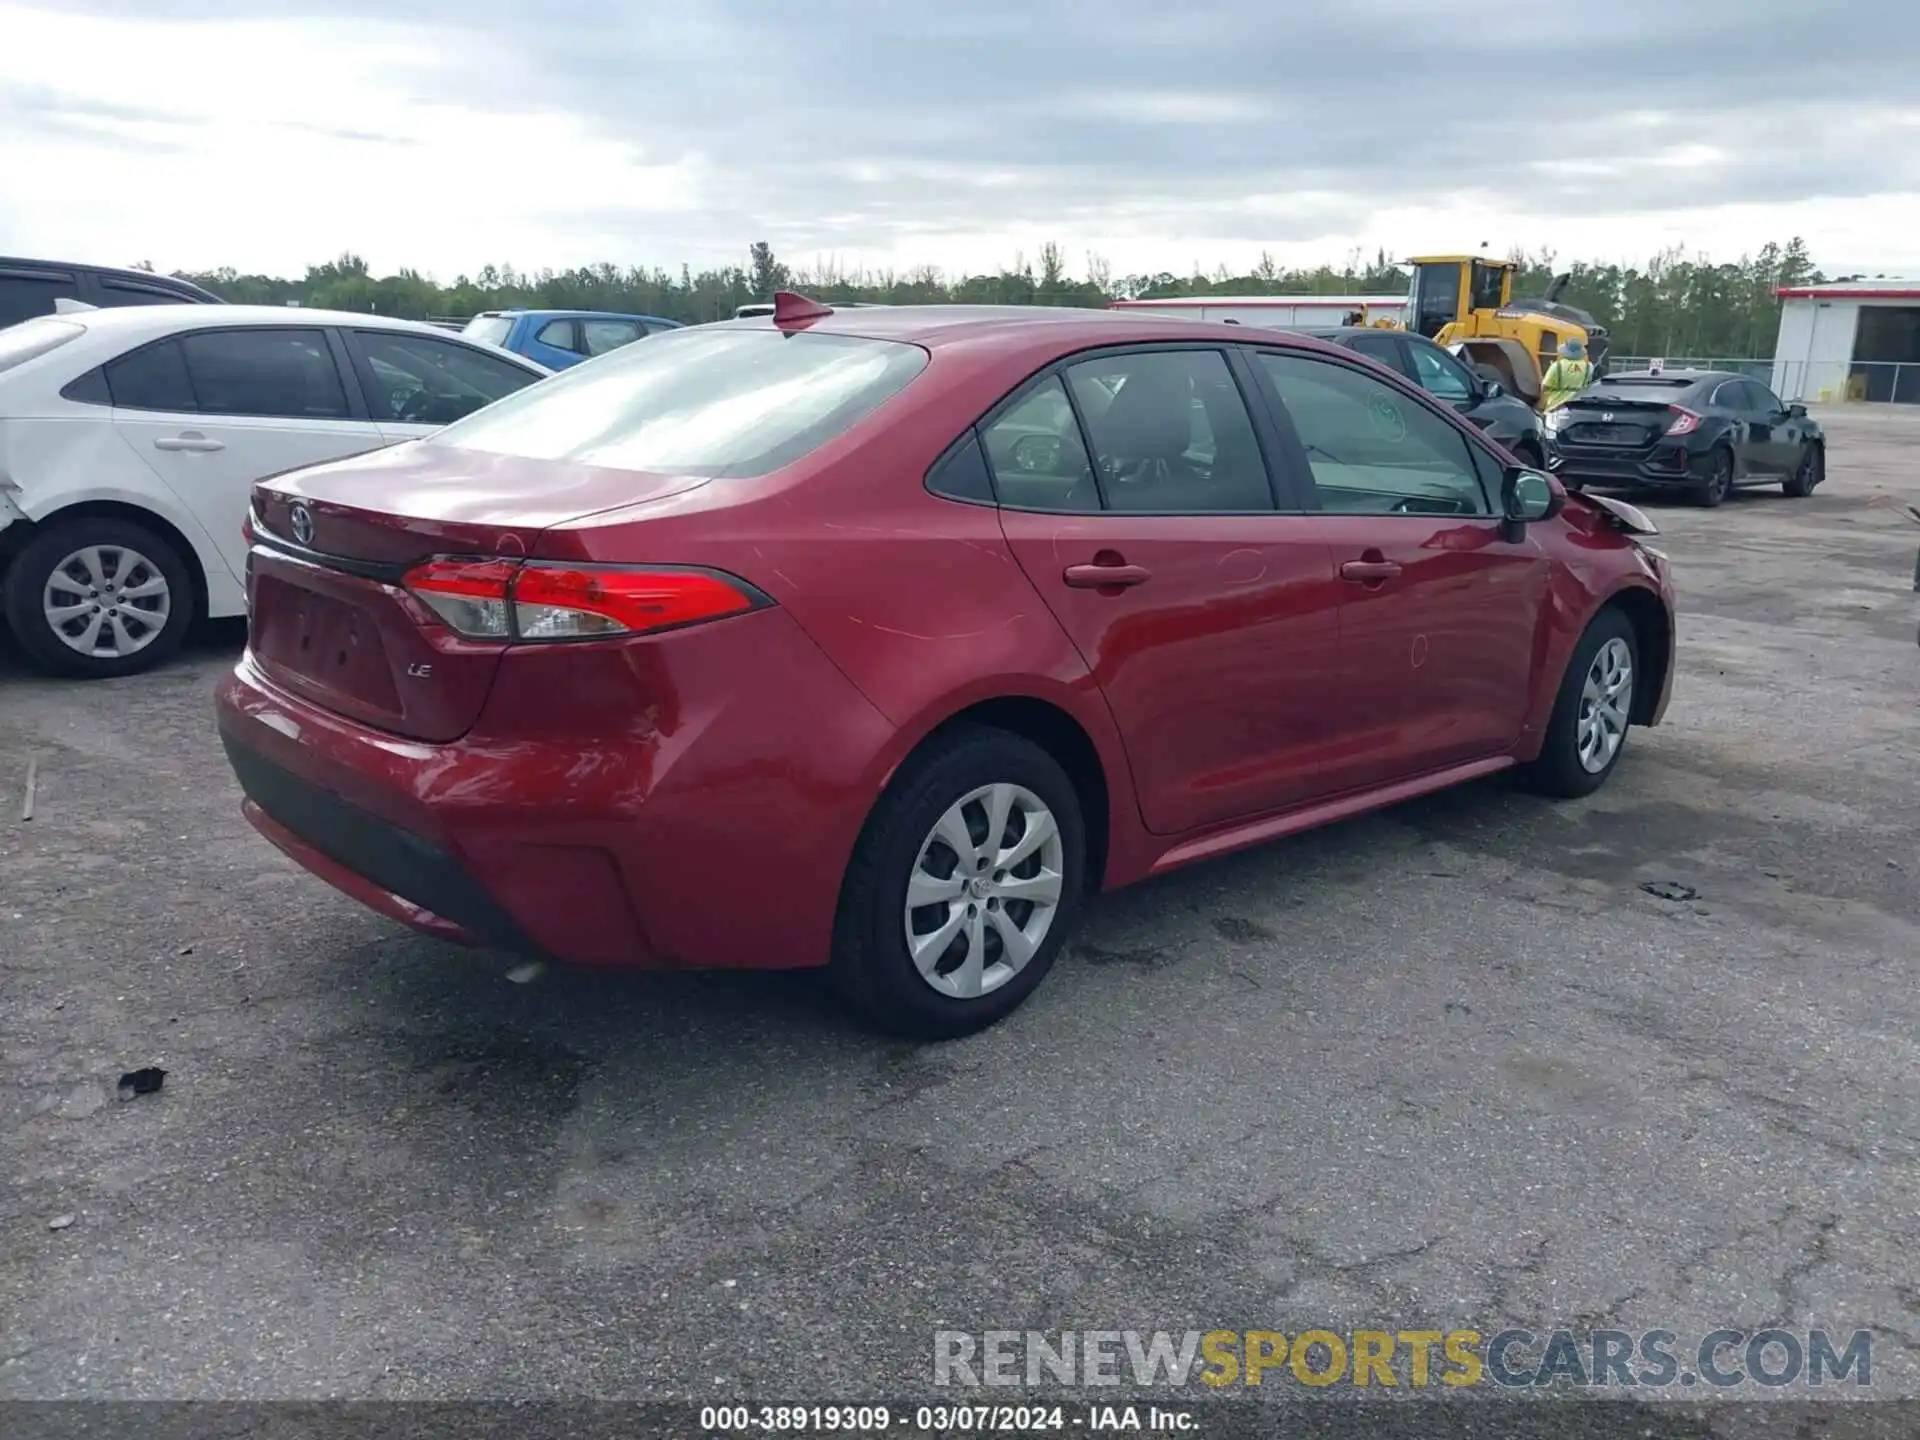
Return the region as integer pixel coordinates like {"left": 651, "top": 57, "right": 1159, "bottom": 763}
{"left": 1340, "top": 559, "right": 1402, "bottom": 583}
{"left": 153, "top": 433, "right": 225, "bottom": 453}
{"left": 1063, "top": 562, "right": 1151, "bottom": 589}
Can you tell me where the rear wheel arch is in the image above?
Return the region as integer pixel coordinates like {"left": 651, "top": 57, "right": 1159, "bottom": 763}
{"left": 883, "top": 695, "right": 1113, "bottom": 896}
{"left": 1, "top": 501, "right": 210, "bottom": 623}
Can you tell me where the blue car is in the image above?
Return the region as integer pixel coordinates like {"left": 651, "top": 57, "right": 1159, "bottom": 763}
{"left": 459, "top": 309, "right": 681, "bottom": 370}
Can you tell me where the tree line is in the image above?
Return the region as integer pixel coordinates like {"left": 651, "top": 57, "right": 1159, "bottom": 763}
{"left": 173, "top": 236, "right": 1827, "bottom": 361}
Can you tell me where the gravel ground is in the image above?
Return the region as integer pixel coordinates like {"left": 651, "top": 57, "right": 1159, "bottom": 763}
{"left": 2, "top": 405, "right": 1917, "bottom": 1420}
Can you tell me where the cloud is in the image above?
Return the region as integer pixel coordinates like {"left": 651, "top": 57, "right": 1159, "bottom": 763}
{"left": 2, "top": 0, "right": 1917, "bottom": 278}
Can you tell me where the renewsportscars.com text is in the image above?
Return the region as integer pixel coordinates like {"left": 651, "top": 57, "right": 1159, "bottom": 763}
{"left": 933, "top": 1327, "right": 1873, "bottom": 1390}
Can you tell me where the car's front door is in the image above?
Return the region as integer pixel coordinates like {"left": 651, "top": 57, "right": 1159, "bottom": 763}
{"left": 342, "top": 329, "right": 545, "bottom": 442}
{"left": 1739, "top": 380, "right": 1801, "bottom": 474}
{"left": 1246, "top": 347, "right": 1552, "bottom": 785}
{"left": 988, "top": 348, "right": 1352, "bottom": 835}
{"left": 106, "top": 328, "right": 386, "bottom": 585}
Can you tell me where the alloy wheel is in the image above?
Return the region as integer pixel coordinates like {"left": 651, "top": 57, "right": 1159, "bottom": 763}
{"left": 41, "top": 544, "right": 172, "bottom": 659}
{"left": 902, "top": 782, "right": 1065, "bottom": 1000}
{"left": 1576, "top": 637, "right": 1634, "bottom": 774}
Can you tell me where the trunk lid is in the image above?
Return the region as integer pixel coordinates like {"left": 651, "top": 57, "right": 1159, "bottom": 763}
{"left": 1558, "top": 388, "right": 1682, "bottom": 449}
{"left": 247, "top": 440, "right": 711, "bottom": 741}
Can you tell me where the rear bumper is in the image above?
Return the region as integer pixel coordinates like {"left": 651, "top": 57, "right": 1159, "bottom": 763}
{"left": 1550, "top": 441, "right": 1702, "bottom": 489}
{"left": 227, "top": 739, "right": 526, "bottom": 952}
{"left": 215, "top": 608, "right": 898, "bottom": 971}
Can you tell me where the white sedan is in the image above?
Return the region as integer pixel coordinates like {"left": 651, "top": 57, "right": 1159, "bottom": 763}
{"left": 0, "top": 304, "right": 549, "bottom": 677}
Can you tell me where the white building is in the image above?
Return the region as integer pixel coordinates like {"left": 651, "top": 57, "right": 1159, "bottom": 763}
{"left": 1109, "top": 294, "right": 1408, "bottom": 329}
{"left": 1772, "top": 279, "right": 1920, "bottom": 404}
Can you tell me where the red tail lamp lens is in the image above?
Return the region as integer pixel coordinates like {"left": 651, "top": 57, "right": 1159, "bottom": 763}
{"left": 401, "top": 558, "right": 758, "bottom": 642}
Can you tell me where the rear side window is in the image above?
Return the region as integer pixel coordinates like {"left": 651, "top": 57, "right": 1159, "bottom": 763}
{"left": 430, "top": 327, "right": 929, "bottom": 478}
{"left": 581, "top": 318, "right": 642, "bottom": 356}
{"left": 535, "top": 319, "right": 580, "bottom": 352}
{"left": 980, "top": 375, "right": 1097, "bottom": 512}
{"left": 178, "top": 329, "right": 349, "bottom": 419}
{"left": 0, "top": 316, "right": 85, "bottom": 374}
{"left": 104, "top": 340, "right": 197, "bottom": 411}
{"left": 98, "top": 281, "right": 189, "bottom": 308}
{"left": 1345, "top": 332, "right": 1406, "bottom": 372}
{"left": 1066, "top": 349, "right": 1273, "bottom": 513}
{"left": 0, "top": 271, "right": 80, "bottom": 326}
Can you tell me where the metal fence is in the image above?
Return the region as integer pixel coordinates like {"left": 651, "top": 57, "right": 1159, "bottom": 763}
{"left": 1608, "top": 356, "right": 1920, "bottom": 406}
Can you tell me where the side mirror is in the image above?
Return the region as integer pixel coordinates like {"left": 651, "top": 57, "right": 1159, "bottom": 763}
{"left": 1483, "top": 378, "right": 1506, "bottom": 399}
{"left": 1501, "top": 467, "right": 1563, "bottom": 541}
{"left": 1787, "top": 402, "right": 1808, "bottom": 418}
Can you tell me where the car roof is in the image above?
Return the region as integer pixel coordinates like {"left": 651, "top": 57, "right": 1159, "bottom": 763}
{"left": 51, "top": 303, "right": 508, "bottom": 341}
{"left": 1601, "top": 369, "right": 1738, "bottom": 383}
{"left": 723, "top": 302, "right": 1336, "bottom": 357}
{"left": 480, "top": 308, "right": 679, "bottom": 323}
{"left": 0, "top": 256, "right": 220, "bottom": 300}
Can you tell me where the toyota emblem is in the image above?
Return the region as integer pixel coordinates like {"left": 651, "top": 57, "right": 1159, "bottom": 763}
{"left": 289, "top": 503, "right": 314, "bottom": 546}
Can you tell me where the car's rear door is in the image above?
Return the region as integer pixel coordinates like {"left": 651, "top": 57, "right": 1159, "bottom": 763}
{"left": 991, "top": 345, "right": 1353, "bottom": 835}
{"left": 340, "top": 328, "right": 545, "bottom": 442}
{"left": 1243, "top": 345, "right": 1551, "bottom": 785}
{"left": 106, "top": 327, "right": 387, "bottom": 586}
{"left": 523, "top": 318, "right": 585, "bottom": 369}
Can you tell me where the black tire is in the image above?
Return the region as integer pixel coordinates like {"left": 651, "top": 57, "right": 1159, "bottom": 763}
{"left": 830, "top": 725, "right": 1087, "bottom": 1039}
{"left": 1783, "top": 442, "right": 1821, "bottom": 498}
{"left": 1697, "top": 447, "right": 1733, "bottom": 507}
{"left": 0, "top": 517, "right": 194, "bottom": 678}
{"left": 1519, "top": 607, "right": 1639, "bottom": 800}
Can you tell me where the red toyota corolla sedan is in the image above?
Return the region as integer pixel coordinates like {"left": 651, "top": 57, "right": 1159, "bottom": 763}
{"left": 216, "top": 295, "right": 1675, "bottom": 1036}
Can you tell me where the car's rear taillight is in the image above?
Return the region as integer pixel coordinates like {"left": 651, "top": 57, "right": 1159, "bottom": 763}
{"left": 241, "top": 512, "right": 255, "bottom": 546}
{"left": 401, "top": 558, "right": 763, "bottom": 642}
{"left": 1665, "top": 406, "right": 1703, "bottom": 436}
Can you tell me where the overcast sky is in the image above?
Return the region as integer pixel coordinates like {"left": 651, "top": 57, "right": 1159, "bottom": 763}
{"left": 3, "top": 0, "right": 1917, "bottom": 283}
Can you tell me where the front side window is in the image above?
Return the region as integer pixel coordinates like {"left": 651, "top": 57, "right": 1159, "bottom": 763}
{"left": 356, "top": 330, "right": 540, "bottom": 426}
{"left": 979, "top": 375, "right": 1097, "bottom": 512}
{"left": 1065, "top": 349, "right": 1273, "bottom": 513}
{"left": 1256, "top": 352, "right": 1492, "bottom": 517}
{"left": 429, "top": 326, "right": 928, "bottom": 478}
{"left": 1408, "top": 341, "right": 1476, "bottom": 402}
{"left": 177, "top": 329, "right": 349, "bottom": 420}
{"left": 462, "top": 315, "right": 514, "bottom": 348}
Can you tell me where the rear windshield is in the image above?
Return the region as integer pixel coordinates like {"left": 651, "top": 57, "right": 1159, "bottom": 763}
{"left": 461, "top": 316, "right": 514, "bottom": 348}
{"left": 1579, "top": 382, "right": 1699, "bottom": 404}
{"left": 430, "top": 326, "right": 929, "bottom": 478}
{"left": 0, "top": 316, "right": 84, "bottom": 374}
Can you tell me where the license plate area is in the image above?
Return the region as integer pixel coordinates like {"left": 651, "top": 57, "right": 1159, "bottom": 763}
{"left": 254, "top": 575, "right": 402, "bottom": 712}
{"left": 1568, "top": 422, "right": 1646, "bottom": 446}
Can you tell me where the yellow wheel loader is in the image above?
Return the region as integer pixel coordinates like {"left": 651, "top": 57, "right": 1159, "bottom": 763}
{"left": 1400, "top": 256, "right": 1611, "bottom": 409}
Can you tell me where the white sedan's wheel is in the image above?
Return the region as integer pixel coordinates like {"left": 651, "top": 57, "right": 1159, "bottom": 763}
{"left": 42, "top": 543, "right": 173, "bottom": 660}
{"left": 3, "top": 518, "right": 194, "bottom": 678}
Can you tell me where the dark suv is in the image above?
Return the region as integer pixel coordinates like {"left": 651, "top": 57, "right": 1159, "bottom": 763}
{"left": 0, "top": 258, "right": 223, "bottom": 327}
{"left": 1299, "top": 326, "right": 1550, "bottom": 468}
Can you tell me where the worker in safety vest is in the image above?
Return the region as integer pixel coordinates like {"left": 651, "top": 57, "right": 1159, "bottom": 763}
{"left": 1539, "top": 337, "right": 1592, "bottom": 413}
